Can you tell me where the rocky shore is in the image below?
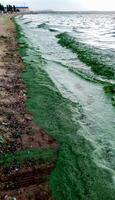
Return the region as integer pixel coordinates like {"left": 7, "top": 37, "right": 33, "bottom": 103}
{"left": 0, "top": 15, "right": 58, "bottom": 200}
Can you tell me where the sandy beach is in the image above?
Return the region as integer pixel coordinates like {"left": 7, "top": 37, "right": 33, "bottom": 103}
{"left": 0, "top": 15, "right": 57, "bottom": 200}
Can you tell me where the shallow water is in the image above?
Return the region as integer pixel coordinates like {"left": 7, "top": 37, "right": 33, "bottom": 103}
{"left": 16, "top": 13, "right": 115, "bottom": 200}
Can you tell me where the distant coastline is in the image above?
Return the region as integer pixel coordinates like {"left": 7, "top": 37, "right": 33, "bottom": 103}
{"left": 21, "top": 10, "right": 115, "bottom": 15}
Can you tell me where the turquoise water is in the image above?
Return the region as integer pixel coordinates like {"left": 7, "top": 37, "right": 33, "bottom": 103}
{"left": 16, "top": 13, "right": 115, "bottom": 200}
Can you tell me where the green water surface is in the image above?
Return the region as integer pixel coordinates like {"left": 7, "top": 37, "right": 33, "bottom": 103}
{"left": 15, "top": 17, "right": 115, "bottom": 200}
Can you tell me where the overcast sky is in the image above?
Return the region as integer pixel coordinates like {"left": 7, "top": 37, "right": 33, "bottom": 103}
{"left": 1, "top": 0, "right": 115, "bottom": 11}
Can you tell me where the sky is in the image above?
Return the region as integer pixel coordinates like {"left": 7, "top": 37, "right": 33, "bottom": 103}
{"left": 0, "top": 0, "right": 115, "bottom": 11}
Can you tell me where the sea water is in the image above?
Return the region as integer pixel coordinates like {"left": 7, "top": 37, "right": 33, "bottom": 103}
{"left": 16, "top": 13, "right": 115, "bottom": 200}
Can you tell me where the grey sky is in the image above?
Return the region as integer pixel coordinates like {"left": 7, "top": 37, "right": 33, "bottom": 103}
{"left": 1, "top": 0, "right": 115, "bottom": 11}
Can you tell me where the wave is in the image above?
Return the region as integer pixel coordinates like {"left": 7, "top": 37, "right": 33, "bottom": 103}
{"left": 49, "top": 28, "right": 58, "bottom": 32}
{"left": 37, "top": 22, "right": 49, "bottom": 29}
{"left": 37, "top": 23, "right": 58, "bottom": 33}
{"left": 24, "top": 21, "right": 32, "bottom": 25}
{"left": 104, "top": 83, "right": 115, "bottom": 106}
{"left": 48, "top": 59, "right": 105, "bottom": 84}
{"left": 56, "top": 32, "right": 115, "bottom": 80}
{"left": 73, "top": 28, "right": 84, "bottom": 33}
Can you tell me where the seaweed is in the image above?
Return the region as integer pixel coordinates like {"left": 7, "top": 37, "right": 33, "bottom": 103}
{"left": 56, "top": 32, "right": 115, "bottom": 80}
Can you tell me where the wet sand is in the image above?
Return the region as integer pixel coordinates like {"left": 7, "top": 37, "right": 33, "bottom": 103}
{"left": 0, "top": 15, "right": 57, "bottom": 199}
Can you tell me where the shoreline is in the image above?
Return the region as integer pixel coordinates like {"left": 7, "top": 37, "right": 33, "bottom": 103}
{"left": 0, "top": 15, "right": 57, "bottom": 199}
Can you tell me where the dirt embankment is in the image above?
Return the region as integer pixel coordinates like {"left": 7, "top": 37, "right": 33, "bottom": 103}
{"left": 0, "top": 15, "right": 58, "bottom": 200}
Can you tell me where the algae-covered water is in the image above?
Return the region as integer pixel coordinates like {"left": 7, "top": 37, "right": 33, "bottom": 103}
{"left": 16, "top": 13, "right": 115, "bottom": 200}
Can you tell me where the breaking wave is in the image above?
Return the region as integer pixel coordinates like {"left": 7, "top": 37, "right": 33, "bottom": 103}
{"left": 56, "top": 32, "right": 115, "bottom": 80}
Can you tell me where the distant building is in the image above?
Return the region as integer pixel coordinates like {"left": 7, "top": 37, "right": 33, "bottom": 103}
{"left": 16, "top": 6, "right": 29, "bottom": 12}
